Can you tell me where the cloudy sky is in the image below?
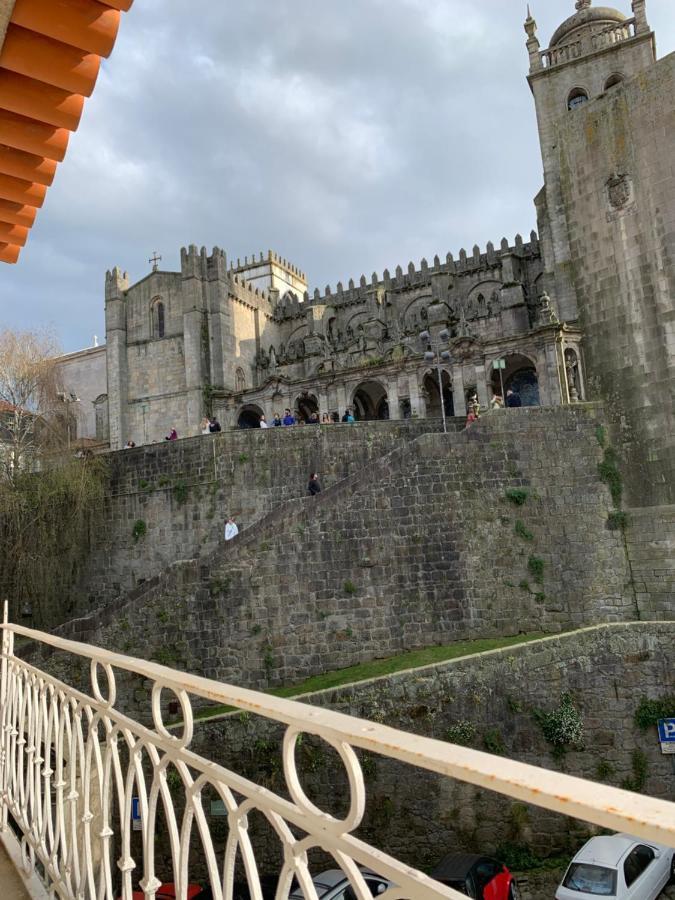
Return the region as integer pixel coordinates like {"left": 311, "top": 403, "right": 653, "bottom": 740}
{"left": 1, "top": 0, "right": 673, "bottom": 352}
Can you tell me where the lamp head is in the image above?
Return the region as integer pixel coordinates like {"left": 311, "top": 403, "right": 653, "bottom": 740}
{"left": 419, "top": 330, "right": 430, "bottom": 344}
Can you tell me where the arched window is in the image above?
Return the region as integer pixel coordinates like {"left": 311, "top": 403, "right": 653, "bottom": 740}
{"left": 567, "top": 88, "right": 589, "bottom": 110}
{"left": 151, "top": 298, "right": 165, "bottom": 338}
{"left": 235, "top": 368, "right": 246, "bottom": 392}
{"left": 604, "top": 73, "right": 624, "bottom": 91}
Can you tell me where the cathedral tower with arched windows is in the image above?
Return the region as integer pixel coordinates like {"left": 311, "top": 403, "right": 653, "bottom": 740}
{"left": 525, "top": 0, "right": 673, "bottom": 503}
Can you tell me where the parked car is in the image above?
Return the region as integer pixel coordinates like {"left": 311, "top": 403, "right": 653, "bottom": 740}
{"left": 288, "top": 867, "right": 393, "bottom": 899}
{"left": 120, "top": 885, "right": 208, "bottom": 900}
{"left": 555, "top": 833, "right": 675, "bottom": 900}
{"left": 430, "top": 853, "right": 519, "bottom": 900}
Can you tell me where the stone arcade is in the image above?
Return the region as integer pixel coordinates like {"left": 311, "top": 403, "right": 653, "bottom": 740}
{"left": 59, "top": 0, "right": 674, "bottom": 504}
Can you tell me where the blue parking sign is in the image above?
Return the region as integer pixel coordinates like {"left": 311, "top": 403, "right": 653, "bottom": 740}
{"left": 657, "top": 719, "right": 675, "bottom": 753}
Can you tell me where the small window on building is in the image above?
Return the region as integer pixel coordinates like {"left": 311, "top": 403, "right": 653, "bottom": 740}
{"left": 567, "top": 88, "right": 589, "bottom": 110}
{"left": 604, "top": 73, "right": 624, "bottom": 91}
{"left": 151, "top": 298, "right": 165, "bottom": 339}
{"left": 235, "top": 368, "right": 246, "bottom": 392}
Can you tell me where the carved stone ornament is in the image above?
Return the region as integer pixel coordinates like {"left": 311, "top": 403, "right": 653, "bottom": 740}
{"left": 607, "top": 173, "right": 632, "bottom": 211}
{"left": 535, "top": 291, "right": 560, "bottom": 327}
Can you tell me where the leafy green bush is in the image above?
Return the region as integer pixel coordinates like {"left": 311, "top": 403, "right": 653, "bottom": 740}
{"left": 534, "top": 693, "right": 584, "bottom": 758}
{"left": 607, "top": 511, "right": 629, "bottom": 531}
{"left": 483, "top": 729, "right": 506, "bottom": 755}
{"left": 446, "top": 721, "right": 477, "bottom": 746}
{"left": 172, "top": 478, "right": 189, "bottom": 505}
{"left": 343, "top": 580, "right": 357, "bottom": 595}
{"left": 528, "top": 556, "right": 545, "bottom": 583}
{"left": 505, "top": 489, "right": 529, "bottom": 506}
{"left": 634, "top": 695, "right": 675, "bottom": 730}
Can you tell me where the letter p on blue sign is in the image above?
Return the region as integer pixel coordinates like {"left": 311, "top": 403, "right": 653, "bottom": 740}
{"left": 657, "top": 719, "right": 675, "bottom": 753}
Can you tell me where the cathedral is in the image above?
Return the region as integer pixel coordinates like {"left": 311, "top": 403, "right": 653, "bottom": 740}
{"left": 59, "top": 0, "right": 674, "bottom": 506}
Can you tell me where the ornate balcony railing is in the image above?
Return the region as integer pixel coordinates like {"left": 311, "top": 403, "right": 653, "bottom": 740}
{"left": 540, "top": 17, "right": 636, "bottom": 68}
{"left": 1, "top": 610, "right": 674, "bottom": 900}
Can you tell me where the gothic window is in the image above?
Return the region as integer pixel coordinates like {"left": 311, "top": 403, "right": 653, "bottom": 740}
{"left": 604, "top": 73, "right": 624, "bottom": 91}
{"left": 151, "top": 298, "right": 165, "bottom": 339}
{"left": 567, "top": 88, "right": 589, "bottom": 110}
{"left": 94, "top": 395, "right": 109, "bottom": 442}
{"left": 235, "top": 368, "right": 246, "bottom": 392}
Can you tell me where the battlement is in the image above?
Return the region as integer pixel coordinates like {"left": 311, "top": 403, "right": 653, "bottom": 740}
{"left": 180, "top": 245, "right": 228, "bottom": 280}
{"left": 228, "top": 249, "right": 308, "bottom": 306}
{"left": 229, "top": 250, "right": 306, "bottom": 283}
{"left": 104, "top": 266, "right": 129, "bottom": 301}
{"left": 273, "top": 232, "right": 540, "bottom": 319}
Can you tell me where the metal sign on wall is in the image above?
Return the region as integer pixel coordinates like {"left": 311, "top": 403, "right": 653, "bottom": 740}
{"left": 657, "top": 719, "right": 675, "bottom": 754}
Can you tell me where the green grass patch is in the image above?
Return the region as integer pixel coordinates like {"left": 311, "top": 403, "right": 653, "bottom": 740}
{"left": 191, "top": 632, "right": 548, "bottom": 721}
{"left": 505, "top": 488, "right": 529, "bottom": 506}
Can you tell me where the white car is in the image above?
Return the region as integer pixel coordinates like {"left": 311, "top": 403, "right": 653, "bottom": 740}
{"left": 556, "top": 833, "right": 674, "bottom": 900}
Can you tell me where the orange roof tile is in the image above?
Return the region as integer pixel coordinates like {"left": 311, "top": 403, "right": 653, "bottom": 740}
{"left": 0, "top": 0, "right": 134, "bottom": 263}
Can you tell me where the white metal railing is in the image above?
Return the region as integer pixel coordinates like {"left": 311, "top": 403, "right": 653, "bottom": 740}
{"left": 1, "top": 613, "right": 674, "bottom": 900}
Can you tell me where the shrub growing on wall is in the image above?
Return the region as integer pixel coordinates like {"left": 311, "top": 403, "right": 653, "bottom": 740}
{"left": 534, "top": 693, "right": 584, "bottom": 758}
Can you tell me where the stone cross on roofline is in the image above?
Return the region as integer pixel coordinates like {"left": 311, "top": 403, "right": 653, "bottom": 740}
{"left": 149, "top": 251, "right": 162, "bottom": 272}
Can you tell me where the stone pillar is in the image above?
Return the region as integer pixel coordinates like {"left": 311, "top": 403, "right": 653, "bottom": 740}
{"left": 632, "top": 0, "right": 649, "bottom": 34}
{"left": 387, "top": 377, "right": 400, "bottom": 419}
{"left": 452, "top": 366, "right": 466, "bottom": 416}
{"left": 104, "top": 267, "right": 129, "bottom": 450}
{"left": 317, "top": 388, "right": 329, "bottom": 418}
{"left": 408, "top": 374, "right": 425, "bottom": 418}
{"left": 474, "top": 363, "right": 489, "bottom": 410}
{"left": 336, "top": 383, "right": 348, "bottom": 417}
{"left": 206, "top": 247, "right": 232, "bottom": 393}
{"left": 181, "top": 246, "right": 207, "bottom": 436}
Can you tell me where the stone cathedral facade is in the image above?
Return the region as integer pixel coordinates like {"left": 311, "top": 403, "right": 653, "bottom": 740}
{"left": 60, "top": 0, "right": 674, "bottom": 505}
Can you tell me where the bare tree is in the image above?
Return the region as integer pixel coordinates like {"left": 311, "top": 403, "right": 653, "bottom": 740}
{"left": 0, "top": 329, "right": 63, "bottom": 480}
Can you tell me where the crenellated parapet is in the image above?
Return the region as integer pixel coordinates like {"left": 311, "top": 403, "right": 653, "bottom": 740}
{"left": 272, "top": 232, "right": 540, "bottom": 319}
{"left": 105, "top": 266, "right": 129, "bottom": 303}
{"left": 228, "top": 250, "right": 306, "bottom": 283}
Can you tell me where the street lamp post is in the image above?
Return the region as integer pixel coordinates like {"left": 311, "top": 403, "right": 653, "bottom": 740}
{"left": 420, "top": 329, "right": 452, "bottom": 434}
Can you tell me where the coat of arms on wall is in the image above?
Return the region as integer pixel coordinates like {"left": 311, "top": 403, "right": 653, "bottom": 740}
{"left": 606, "top": 173, "right": 633, "bottom": 212}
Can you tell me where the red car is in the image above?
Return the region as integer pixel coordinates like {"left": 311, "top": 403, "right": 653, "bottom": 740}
{"left": 122, "top": 885, "right": 207, "bottom": 900}
{"left": 431, "top": 853, "right": 519, "bottom": 900}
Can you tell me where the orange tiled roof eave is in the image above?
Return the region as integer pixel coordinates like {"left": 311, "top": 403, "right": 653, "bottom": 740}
{"left": 0, "top": 0, "right": 134, "bottom": 264}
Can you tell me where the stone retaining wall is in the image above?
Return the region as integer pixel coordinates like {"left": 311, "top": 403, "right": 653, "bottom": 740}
{"left": 43, "top": 406, "right": 636, "bottom": 694}
{"left": 185, "top": 623, "right": 674, "bottom": 882}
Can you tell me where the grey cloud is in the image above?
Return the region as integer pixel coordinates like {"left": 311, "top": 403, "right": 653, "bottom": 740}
{"left": 1, "top": 0, "right": 673, "bottom": 351}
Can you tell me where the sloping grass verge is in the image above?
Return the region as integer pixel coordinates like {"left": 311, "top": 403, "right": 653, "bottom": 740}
{"left": 191, "top": 632, "right": 548, "bottom": 722}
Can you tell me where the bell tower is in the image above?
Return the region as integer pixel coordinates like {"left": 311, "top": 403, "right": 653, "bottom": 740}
{"left": 524, "top": 1, "right": 674, "bottom": 505}
{"left": 525, "top": 1, "right": 656, "bottom": 322}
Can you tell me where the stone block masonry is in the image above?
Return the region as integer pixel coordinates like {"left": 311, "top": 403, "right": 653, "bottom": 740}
{"left": 625, "top": 505, "right": 675, "bottom": 618}
{"left": 182, "top": 623, "right": 675, "bottom": 884}
{"left": 48, "top": 406, "right": 638, "bottom": 694}
{"left": 68, "top": 419, "right": 446, "bottom": 621}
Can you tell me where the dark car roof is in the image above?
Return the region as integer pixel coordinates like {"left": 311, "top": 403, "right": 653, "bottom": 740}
{"left": 431, "top": 853, "right": 493, "bottom": 880}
